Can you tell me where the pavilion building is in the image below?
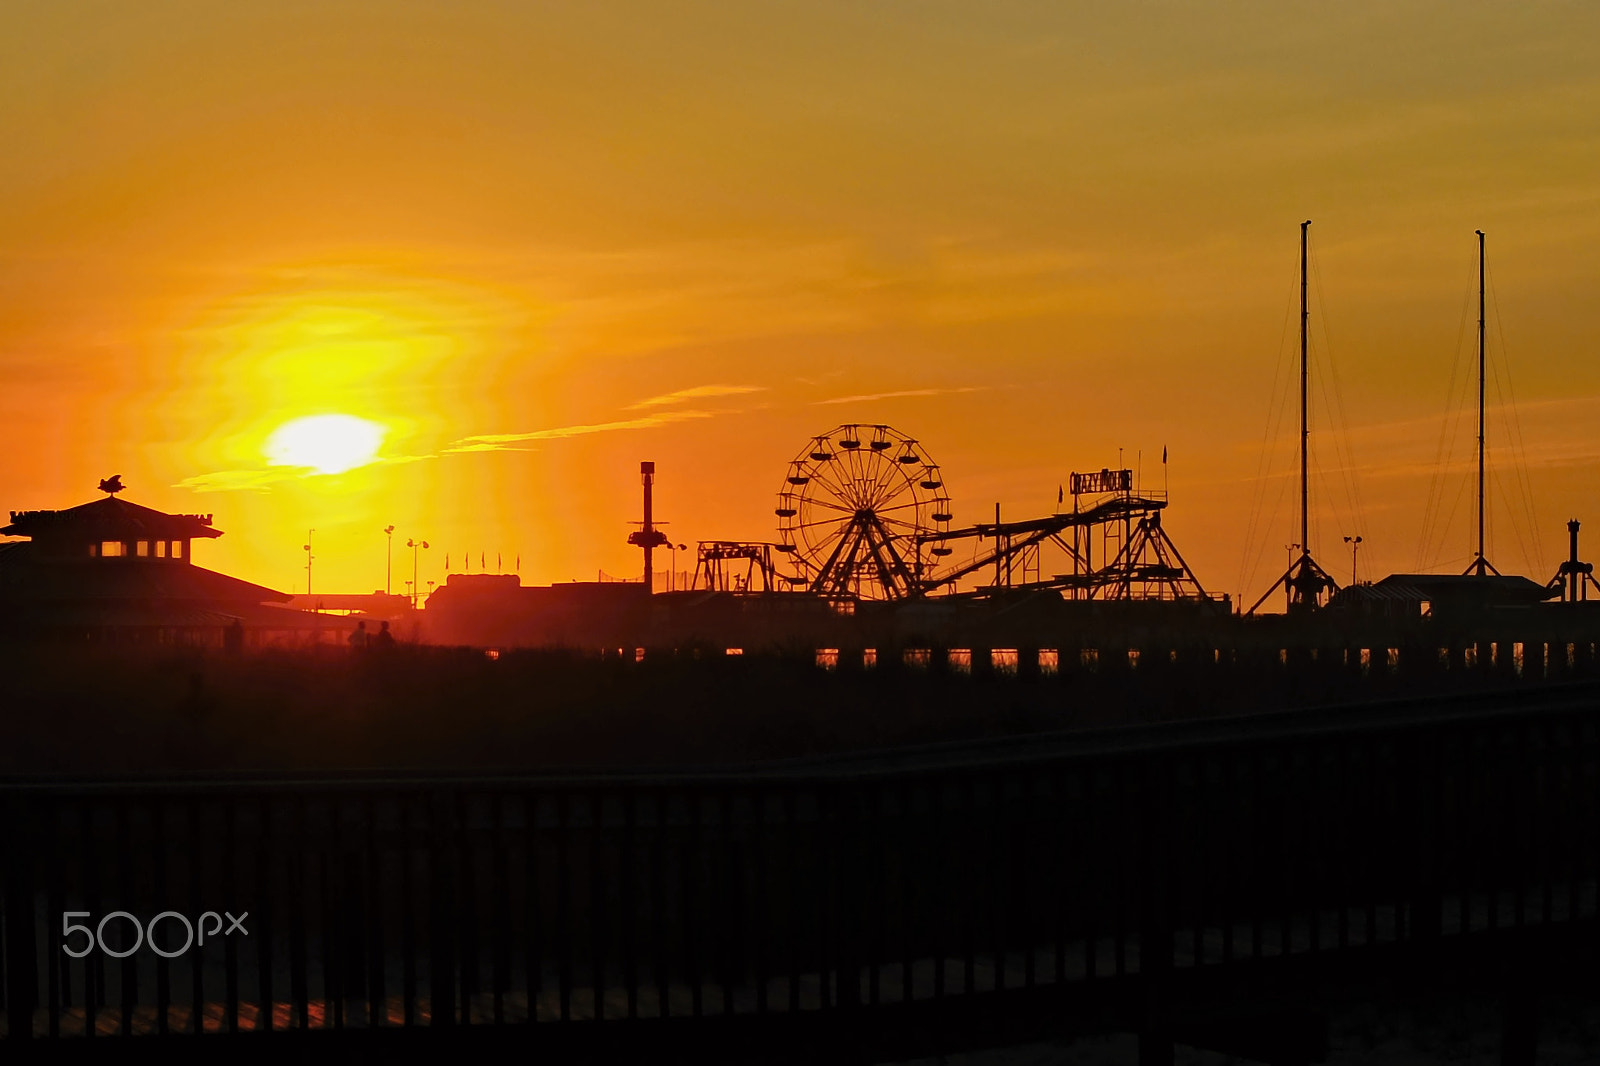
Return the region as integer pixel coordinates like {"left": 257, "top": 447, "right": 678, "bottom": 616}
{"left": 0, "top": 484, "right": 344, "bottom": 645}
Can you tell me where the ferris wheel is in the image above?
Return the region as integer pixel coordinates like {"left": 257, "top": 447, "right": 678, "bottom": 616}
{"left": 775, "top": 424, "right": 954, "bottom": 600}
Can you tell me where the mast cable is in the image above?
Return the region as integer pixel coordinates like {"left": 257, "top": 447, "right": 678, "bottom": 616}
{"left": 1415, "top": 271, "right": 1475, "bottom": 569}
{"left": 1238, "top": 252, "right": 1303, "bottom": 601}
{"left": 1308, "top": 239, "right": 1370, "bottom": 550}
{"left": 1488, "top": 262, "right": 1546, "bottom": 575}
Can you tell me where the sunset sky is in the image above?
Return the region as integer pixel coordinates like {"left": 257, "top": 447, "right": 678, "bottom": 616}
{"left": 3, "top": 2, "right": 1598, "bottom": 606}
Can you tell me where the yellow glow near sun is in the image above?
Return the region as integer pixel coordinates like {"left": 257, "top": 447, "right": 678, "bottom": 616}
{"left": 265, "top": 414, "right": 386, "bottom": 475}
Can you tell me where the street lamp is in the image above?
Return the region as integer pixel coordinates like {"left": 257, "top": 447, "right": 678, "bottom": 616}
{"left": 667, "top": 543, "right": 688, "bottom": 590}
{"left": 1343, "top": 535, "right": 1363, "bottom": 586}
{"left": 303, "top": 529, "right": 315, "bottom": 597}
{"left": 406, "top": 538, "right": 429, "bottom": 608}
{"left": 383, "top": 525, "right": 395, "bottom": 596}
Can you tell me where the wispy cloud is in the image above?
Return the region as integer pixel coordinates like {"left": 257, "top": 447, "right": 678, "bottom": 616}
{"left": 814, "top": 386, "right": 985, "bottom": 406}
{"left": 437, "top": 442, "right": 538, "bottom": 454}
{"left": 626, "top": 384, "right": 766, "bottom": 410}
{"left": 446, "top": 409, "right": 714, "bottom": 452}
{"left": 175, "top": 467, "right": 308, "bottom": 493}
{"left": 175, "top": 453, "right": 437, "bottom": 493}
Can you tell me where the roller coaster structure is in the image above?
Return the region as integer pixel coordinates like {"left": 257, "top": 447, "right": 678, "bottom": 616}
{"left": 915, "top": 468, "right": 1217, "bottom": 602}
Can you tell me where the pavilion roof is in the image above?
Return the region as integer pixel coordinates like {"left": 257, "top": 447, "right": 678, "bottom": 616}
{"left": 0, "top": 553, "right": 288, "bottom": 604}
{"left": 2, "top": 496, "right": 222, "bottom": 541}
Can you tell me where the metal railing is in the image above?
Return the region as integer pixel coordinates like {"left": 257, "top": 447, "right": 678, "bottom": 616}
{"left": 4, "top": 685, "right": 1599, "bottom": 1057}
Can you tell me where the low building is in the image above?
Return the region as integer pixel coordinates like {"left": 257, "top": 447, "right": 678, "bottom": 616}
{"left": 423, "top": 573, "right": 652, "bottom": 649}
{"left": 0, "top": 483, "right": 344, "bottom": 646}
{"left": 1356, "top": 573, "right": 1558, "bottom": 620}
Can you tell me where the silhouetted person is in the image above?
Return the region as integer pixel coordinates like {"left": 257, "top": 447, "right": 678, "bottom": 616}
{"left": 349, "top": 620, "right": 369, "bottom": 651}
{"left": 223, "top": 618, "right": 244, "bottom": 654}
{"left": 374, "top": 620, "right": 396, "bottom": 650}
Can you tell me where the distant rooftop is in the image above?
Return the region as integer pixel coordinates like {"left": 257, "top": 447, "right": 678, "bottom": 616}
{"left": 1373, "top": 572, "right": 1557, "bottom": 605}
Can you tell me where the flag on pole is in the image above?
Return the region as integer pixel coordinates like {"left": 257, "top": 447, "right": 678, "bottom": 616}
{"left": 497, "top": 552, "right": 502, "bottom": 572}
{"left": 480, "top": 552, "right": 485, "bottom": 569}
{"left": 515, "top": 554, "right": 520, "bottom": 572}
{"left": 1057, "top": 485, "right": 1063, "bottom": 505}
{"left": 1162, "top": 445, "right": 1167, "bottom": 463}
{"left": 444, "top": 553, "right": 449, "bottom": 570}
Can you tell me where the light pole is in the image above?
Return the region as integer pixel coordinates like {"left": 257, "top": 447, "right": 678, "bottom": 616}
{"left": 1344, "top": 535, "right": 1363, "bottom": 586}
{"left": 303, "top": 529, "right": 315, "bottom": 597}
{"left": 384, "top": 525, "right": 395, "bottom": 596}
{"left": 407, "top": 538, "right": 429, "bottom": 608}
{"left": 667, "top": 543, "right": 688, "bottom": 590}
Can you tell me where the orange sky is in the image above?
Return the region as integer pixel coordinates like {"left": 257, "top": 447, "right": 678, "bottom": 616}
{"left": 3, "top": 3, "right": 1598, "bottom": 606}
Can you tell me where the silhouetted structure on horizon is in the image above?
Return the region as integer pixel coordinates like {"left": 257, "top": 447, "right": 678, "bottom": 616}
{"left": 0, "top": 482, "right": 348, "bottom": 645}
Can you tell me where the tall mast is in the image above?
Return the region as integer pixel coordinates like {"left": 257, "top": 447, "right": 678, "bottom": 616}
{"left": 1300, "top": 220, "right": 1310, "bottom": 557}
{"left": 1475, "top": 229, "right": 1486, "bottom": 575}
{"left": 1242, "top": 218, "right": 1333, "bottom": 617}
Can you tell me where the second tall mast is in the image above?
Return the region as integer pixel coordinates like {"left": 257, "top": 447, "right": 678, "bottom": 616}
{"left": 1301, "top": 219, "right": 1310, "bottom": 560}
{"left": 1475, "top": 229, "right": 1487, "bottom": 575}
{"left": 1468, "top": 229, "right": 1497, "bottom": 577}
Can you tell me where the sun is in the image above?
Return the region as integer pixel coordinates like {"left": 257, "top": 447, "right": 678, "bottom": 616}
{"left": 265, "top": 414, "right": 386, "bottom": 475}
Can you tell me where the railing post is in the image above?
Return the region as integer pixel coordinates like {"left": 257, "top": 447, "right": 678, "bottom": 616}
{"left": 1138, "top": 757, "right": 1174, "bottom": 1066}
{"left": 1499, "top": 930, "right": 1540, "bottom": 1066}
{"left": 429, "top": 789, "right": 457, "bottom": 1026}
{"left": 3, "top": 796, "right": 39, "bottom": 1044}
{"left": 1401, "top": 731, "right": 1442, "bottom": 946}
{"left": 1497, "top": 636, "right": 1518, "bottom": 679}
{"left": 1060, "top": 643, "right": 1082, "bottom": 680}
{"left": 1398, "top": 640, "right": 1431, "bottom": 684}
{"left": 830, "top": 783, "right": 865, "bottom": 1011}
